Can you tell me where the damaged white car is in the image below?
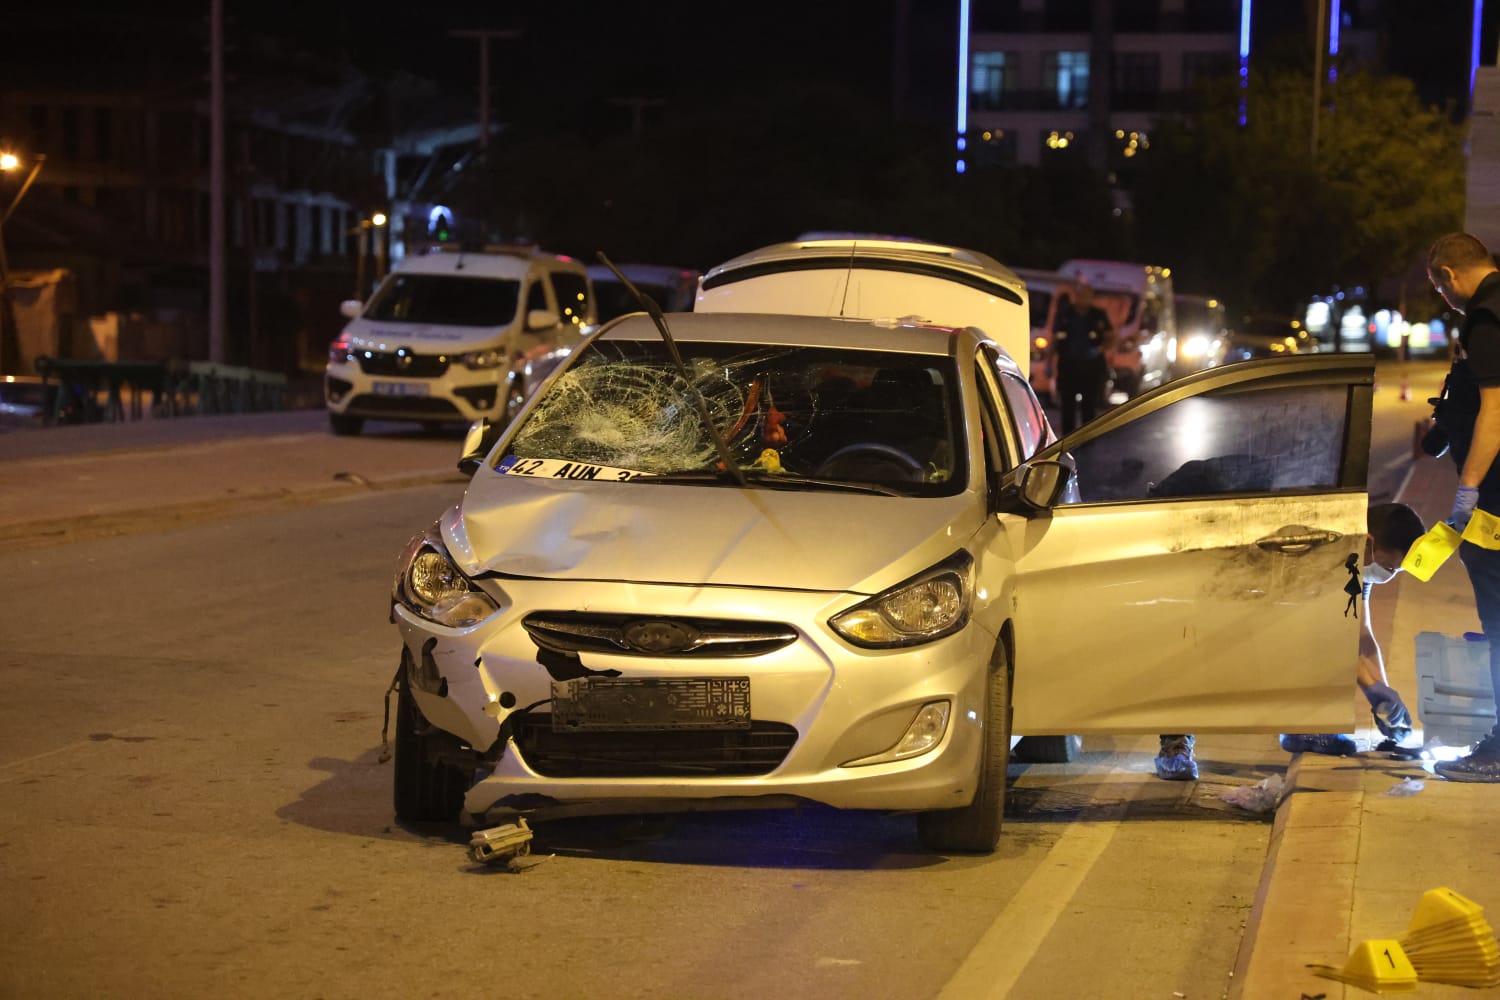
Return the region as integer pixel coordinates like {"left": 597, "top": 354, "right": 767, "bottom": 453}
{"left": 388, "top": 310, "right": 1373, "bottom": 853}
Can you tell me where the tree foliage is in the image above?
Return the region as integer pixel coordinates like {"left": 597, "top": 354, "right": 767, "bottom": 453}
{"left": 1130, "top": 68, "right": 1465, "bottom": 312}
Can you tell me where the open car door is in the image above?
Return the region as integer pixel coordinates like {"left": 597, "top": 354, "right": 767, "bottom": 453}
{"left": 1002, "top": 354, "right": 1374, "bottom": 737}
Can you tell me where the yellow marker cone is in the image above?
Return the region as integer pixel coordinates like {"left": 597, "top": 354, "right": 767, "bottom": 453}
{"left": 1310, "top": 939, "right": 1419, "bottom": 992}
{"left": 1403, "top": 522, "right": 1462, "bottom": 581}
{"left": 1400, "top": 888, "right": 1500, "bottom": 988}
{"left": 1464, "top": 508, "right": 1500, "bottom": 550}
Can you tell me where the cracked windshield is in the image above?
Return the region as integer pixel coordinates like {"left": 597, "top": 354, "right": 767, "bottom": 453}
{"left": 504, "top": 338, "right": 964, "bottom": 495}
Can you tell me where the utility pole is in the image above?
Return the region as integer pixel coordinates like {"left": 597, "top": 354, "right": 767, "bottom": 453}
{"left": 449, "top": 28, "right": 522, "bottom": 149}
{"left": 209, "top": 0, "right": 227, "bottom": 363}
{"left": 1311, "top": 0, "right": 1326, "bottom": 159}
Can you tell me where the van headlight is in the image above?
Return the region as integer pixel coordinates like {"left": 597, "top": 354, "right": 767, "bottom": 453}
{"left": 830, "top": 551, "right": 973, "bottom": 648}
{"left": 394, "top": 525, "right": 500, "bottom": 627}
{"left": 461, "top": 348, "right": 507, "bottom": 370}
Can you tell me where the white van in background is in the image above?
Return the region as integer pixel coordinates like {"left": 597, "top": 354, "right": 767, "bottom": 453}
{"left": 324, "top": 245, "right": 595, "bottom": 436}
{"left": 695, "top": 237, "right": 1030, "bottom": 368}
{"left": 1057, "top": 259, "right": 1176, "bottom": 399}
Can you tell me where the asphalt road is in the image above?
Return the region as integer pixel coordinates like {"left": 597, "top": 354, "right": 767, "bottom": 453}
{"left": 0, "top": 358, "right": 1447, "bottom": 998}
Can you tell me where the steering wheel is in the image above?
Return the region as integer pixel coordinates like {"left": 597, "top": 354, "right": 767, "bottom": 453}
{"left": 814, "top": 442, "right": 925, "bottom": 481}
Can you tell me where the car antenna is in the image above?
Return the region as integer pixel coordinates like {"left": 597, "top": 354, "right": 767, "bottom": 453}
{"left": 836, "top": 241, "right": 856, "bottom": 317}
{"left": 596, "top": 251, "right": 748, "bottom": 489}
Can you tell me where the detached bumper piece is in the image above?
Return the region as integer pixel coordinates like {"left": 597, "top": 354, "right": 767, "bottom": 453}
{"left": 469, "top": 818, "right": 535, "bottom": 866}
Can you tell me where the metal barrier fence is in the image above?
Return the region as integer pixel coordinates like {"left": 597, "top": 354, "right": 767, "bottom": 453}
{"left": 32, "top": 357, "right": 289, "bottom": 424}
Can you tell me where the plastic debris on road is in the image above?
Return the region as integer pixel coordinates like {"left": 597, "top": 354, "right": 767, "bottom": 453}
{"left": 1385, "top": 777, "right": 1426, "bottom": 797}
{"left": 1220, "top": 773, "right": 1285, "bottom": 813}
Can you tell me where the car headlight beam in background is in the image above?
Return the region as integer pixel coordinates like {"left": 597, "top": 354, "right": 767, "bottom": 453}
{"left": 394, "top": 524, "right": 500, "bottom": 627}
{"left": 830, "top": 551, "right": 974, "bottom": 648}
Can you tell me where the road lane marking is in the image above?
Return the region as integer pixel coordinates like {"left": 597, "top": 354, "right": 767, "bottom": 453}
{"left": 0, "top": 740, "right": 93, "bottom": 782}
{"left": 938, "top": 768, "right": 1148, "bottom": 999}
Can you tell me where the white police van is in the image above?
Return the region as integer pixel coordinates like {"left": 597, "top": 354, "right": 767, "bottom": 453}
{"left": 324, "top": 245, "right": 595, "bottom": 435}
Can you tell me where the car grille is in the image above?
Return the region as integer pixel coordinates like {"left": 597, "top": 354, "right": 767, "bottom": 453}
{"left": 511, "top": 714, "right": 798, "bottom": 777}
{"left": 358, "top": 351, "right": 450, "bottom": 377}
{"left": 522, "top": 612, "right": 798, "bottom": 658}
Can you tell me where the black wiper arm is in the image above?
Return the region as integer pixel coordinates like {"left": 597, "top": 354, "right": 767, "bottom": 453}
{"left": 638, "top": 469, "right": 901, "bottom": 497}
{"left": 596, "top": 251, "right": 748, "bottom": 490}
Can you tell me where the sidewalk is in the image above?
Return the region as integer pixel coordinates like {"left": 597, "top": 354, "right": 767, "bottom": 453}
{"left": 0, "top": 409, "right": 467, "bottom": 550}
{"left": 1234, "top": 453, "right": 1500, "bottom": 998}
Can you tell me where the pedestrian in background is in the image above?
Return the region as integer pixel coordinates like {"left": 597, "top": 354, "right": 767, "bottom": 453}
{"left": 1426, "top": 231, "right": 1500, "bottom": 782}
{"left": 1049, "top": 281, "right": 1113, "bottom": 434}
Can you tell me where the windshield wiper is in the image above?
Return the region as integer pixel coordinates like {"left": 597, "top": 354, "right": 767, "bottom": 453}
{"left": 637, "top": 470, "right": 903, "bottom": 497}
{"left": 597, "top": 251, "right": 749, "bottom": 490}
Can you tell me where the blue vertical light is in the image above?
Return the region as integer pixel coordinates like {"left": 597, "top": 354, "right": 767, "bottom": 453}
{"left": 957, "top": 0, "right": 971, "bottom": 173}
{"left": 1328, "top": 0, "right": 1340, "bottom": 82}
{"left": 1238, "top": 0, "right": 1252, "bottom": 126}
{"left": 1473, "top": 0, "right": 1485, "bottom": 108}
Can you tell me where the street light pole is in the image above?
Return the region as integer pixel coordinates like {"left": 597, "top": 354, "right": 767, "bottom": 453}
{"left": 0, "top": 152, "right": 46, "bottom": 375}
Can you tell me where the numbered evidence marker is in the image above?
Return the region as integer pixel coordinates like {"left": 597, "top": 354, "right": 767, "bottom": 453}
{"left": 1308, "top": 938, "right": 1419, "bottom": 992}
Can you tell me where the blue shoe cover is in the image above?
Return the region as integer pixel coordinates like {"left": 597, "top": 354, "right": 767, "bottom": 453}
{"left": 1279, "top": 733, "right": 1357, "bottom": 756}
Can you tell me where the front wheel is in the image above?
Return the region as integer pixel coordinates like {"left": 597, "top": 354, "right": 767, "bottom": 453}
{"left": 918, "top": 639, "right": 1011, "bottom": 853}
{"left": 393, "top": 664, "right": 470, "bottom": 823}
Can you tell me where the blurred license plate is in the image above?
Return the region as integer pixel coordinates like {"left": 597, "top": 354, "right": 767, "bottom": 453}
{"left": 372, "top": 381, "right": 428, "bottom": 396}
{"left": 551, "top": 677, "right": 751, "bottom": 731}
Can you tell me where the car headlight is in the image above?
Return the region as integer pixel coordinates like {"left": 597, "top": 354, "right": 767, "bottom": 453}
{"left": 830, "top": 551, "right": 973, "bottom": 648}
{"left": 394, "top": 525, "right": 499, "bottom": 627}
{"left": 1180, "top": 334, "right": 1212, "bottom": 360}
{"left": 460, "top": 348, "right": 507, "bottom": 370}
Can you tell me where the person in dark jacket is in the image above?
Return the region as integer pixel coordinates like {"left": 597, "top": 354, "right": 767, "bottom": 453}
{"left": 1049, "top": 281, "right": 1113, "bottom": 434}
{"left": 1427, "top": 232, "right": 1500, "bottom": 781}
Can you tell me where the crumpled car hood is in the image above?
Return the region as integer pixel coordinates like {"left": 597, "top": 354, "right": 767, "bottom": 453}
{"left": 454, "top": 471, "right": 981, "bottom": 593}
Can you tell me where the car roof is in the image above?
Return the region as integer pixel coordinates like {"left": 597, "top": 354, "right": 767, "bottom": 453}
{"left": 394, "top": 246, "right": 585, "bottom": 280}
{"left": 596, "top": 310, "right": 987, "bottom": 357}
{"left": 701, "top": 238, "right": 1026, "bottom": 304}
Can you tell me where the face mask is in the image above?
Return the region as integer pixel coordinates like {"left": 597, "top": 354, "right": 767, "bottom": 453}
{"left": 1363, "top": 562, "right": 1398, "bottom": 586}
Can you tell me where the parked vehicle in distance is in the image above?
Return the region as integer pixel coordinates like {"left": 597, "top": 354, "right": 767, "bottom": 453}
{"left": 1226, "top": 314, "right": 1317, "bottom": 362}
{"left": 323, "top": 245, "right": 595, "bottom": 436}
{"left": 1057, "top": 258, "right": 1176, "bottom": 399}
{"left": 387, "top": 308, "right": 1373, "bottom": 854}
{"left": 1170, "top": 294, "right": 1230, "bottom": 378}
{"left": 695, "top": 236, "right": 1031, "bottom": 368}
{"left": 1010, "top": 266, "right": 1070, "bottom": 404}
{"left": 588, "top": 263, "right": 701, "bottom": 322}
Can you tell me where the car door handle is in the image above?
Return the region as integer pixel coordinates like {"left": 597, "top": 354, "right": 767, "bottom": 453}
{"left": 1254, "top": 528, "right": 1341, "bottom": 553}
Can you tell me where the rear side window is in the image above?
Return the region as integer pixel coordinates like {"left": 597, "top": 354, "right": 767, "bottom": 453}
{"left": 550, "top": 272, "right": 592, "bottom": 327}
{"left": 366, "top": 274, "right": 519, "bottom": 327}
{"left": 1064, "top": 384, "right": 1349, "bottom": 503}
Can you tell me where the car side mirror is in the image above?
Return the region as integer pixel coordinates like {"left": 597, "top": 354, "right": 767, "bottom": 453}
{"left": 458, "top": 418, "right": 502, "bottom": 476}
{"left": 1013, "top": 460, "right": 1071, "bottom": 511}
{"left": 339, "top": 299, "right": 363, "bottom": 319}
{"left": 526, "top": 308, "right": 559, "bottom": 331}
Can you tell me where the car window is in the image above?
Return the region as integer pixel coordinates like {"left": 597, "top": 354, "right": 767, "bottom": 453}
{"left": 997, "top": 371, "right": 1048, "bottom": 459}
{"left": 525, "top": 279, "right": 550, "bottom": 314}
{"left": 364, "top": 274, "right": 520, "bottom": 326}
{"left": 1063, "top": 383, "right": 1349, "bottom": 503}
{"left": 506, "top": 340, "right": 967, "bottom": 495}
{"left": 551, "top": 272, "right": 591, "bottom": 327}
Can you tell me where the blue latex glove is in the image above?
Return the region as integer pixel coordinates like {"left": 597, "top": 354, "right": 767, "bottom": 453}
{"left": 1450, "top": 485, "right": 1480, "bottom": 529}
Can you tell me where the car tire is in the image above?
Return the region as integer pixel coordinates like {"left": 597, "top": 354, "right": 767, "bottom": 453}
{"left": 329, "top": 413, "right": 364, "bottom": 436}
{"left": 917, "top": 639, "right": 1011, "bottom": 853}
{"left": 1011, "top": 734, "right": 1083, "bottom": 763}
{"left": 393, "top": 666, "right": 470, "bottom": 823}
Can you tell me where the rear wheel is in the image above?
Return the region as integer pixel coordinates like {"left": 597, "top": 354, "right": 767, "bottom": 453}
{"left": 393, "top": 665, "right": 470, "bottom": 823}
{"left": 329, "top": 413, "right": 364, "bottom": 436}
{"left": 918, "top": 640, "right": 1012, "bottom": 853}
{"left": 1012, "top": 734, "right": 1083, "bottom": 763}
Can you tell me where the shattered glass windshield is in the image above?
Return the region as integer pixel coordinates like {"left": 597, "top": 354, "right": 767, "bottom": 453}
{"left": 502, "top": 339, "right": 967, "bottom": 496}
